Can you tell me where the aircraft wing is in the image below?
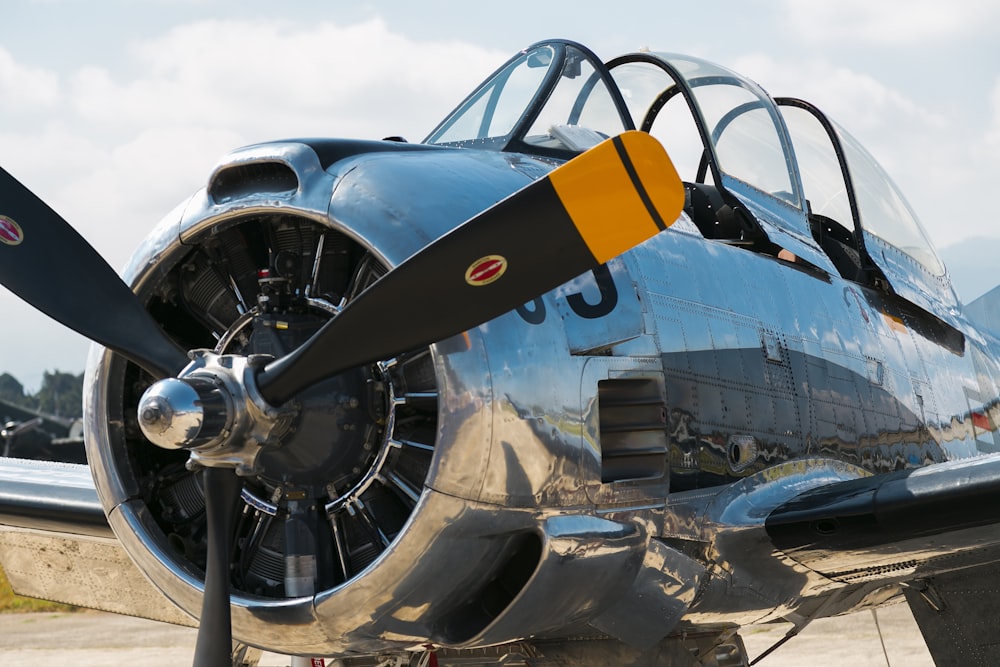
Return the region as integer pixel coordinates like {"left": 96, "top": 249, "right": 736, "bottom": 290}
{"left": 766, "top": 454, "right": 1000, "bottom": 663}
{"left": 0, "top": 457, "right": 196, "bottom": 626}
{"left": 7, "top": 450, "right": 1000, "bottom": 663}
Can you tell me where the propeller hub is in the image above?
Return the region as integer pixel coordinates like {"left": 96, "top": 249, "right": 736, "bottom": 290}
{"left": 137, "top": 350, "right": 296, "bottom": 475}
{"left": 137, "top": 377, "right": 229, "bottom": 450}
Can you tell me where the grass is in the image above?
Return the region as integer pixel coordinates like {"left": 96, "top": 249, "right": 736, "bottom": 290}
{"left": 0, "top": 563, "right": 79, "bottom": 613}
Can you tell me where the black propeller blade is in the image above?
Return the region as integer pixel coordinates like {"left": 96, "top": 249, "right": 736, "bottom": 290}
{"left": 257, "top": 131, "right": 684, "bottom": 405}
{"left": 0, "top": 166, "right": 216, "bottom": 666}
{"left": 193, "top": 468, "right": 243, "bottom": 667}
{"left": 0, "top": 167, "right": 188, "bottom": 378}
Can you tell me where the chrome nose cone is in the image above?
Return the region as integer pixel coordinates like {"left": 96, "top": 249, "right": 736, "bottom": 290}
{"left": 138, "top": 377, "right": 228, "bottom": 450}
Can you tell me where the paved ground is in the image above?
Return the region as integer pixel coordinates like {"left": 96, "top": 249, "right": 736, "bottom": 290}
{"left": 0, "top": 602, "right": 933, "bottom": 666}
{"left": 741, "top": 602, "right": 933, "bottom": 666}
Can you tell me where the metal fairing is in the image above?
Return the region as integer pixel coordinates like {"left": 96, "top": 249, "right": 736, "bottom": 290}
{"left": 863, "top": 230, "right": 963, "bottom": 324}
{"left": 7, "top": 39, "right": 1000, "bottom": 666}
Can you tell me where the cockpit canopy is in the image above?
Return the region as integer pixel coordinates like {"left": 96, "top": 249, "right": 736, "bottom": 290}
{"left": 424, "top": 39, "right": 954, "bottom": 317}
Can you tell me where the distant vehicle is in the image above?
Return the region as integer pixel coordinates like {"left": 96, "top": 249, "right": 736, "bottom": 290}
{"left": 1, "top": 38, "right": 999, "bottom": 666}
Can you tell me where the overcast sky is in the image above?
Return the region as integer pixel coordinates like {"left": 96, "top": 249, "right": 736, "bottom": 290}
{"left": 1, "top": 0, "right": 999, "bottom": 390}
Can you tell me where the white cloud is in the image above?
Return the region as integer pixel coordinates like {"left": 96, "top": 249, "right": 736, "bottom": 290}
{"left": 733, "top": 55, "right": 947, "bottom": 135}
{"left": 731, "top": 55, "right": 952, "bottom": 177}
{"left": 0, "top": 46, "right": 60, "bottom": 112}
{"left": 782, "top": 0, "right": 1000, "bottom": 44}
{"left": 986, "top": 77, "right": 1000, "bottom": 146}
{"left": 70, "top": 18, "right": 503, "bottom": 142}
{"left": 0, "top": 122, "right": 102, "bottom": 188}
{"left": 57, "top": 125, "right": 247, "bottom": 269}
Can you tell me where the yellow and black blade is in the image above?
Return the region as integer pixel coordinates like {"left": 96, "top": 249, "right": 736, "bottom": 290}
{"left": 258, "top": 131, "right": 683, "bottom": 405}
{"left": 0, "top": 167, "right": 187, "bottom": 378}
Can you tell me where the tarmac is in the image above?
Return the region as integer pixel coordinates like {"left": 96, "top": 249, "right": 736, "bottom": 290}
{"left": 0, "top": 602, "right": 933, "bottom": 666}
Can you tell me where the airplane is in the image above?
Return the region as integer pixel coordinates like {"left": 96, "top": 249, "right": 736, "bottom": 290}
{"left": 0, "top": 37, "right": 997, "bottom": 666}
{"left": 0, "top": 388, "right": 86, "bottom": 463}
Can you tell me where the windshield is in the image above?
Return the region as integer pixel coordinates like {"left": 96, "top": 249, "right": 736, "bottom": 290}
{"left": 424, "top": 42, "right": 630, "bottom": 156}
{"left": 425, "top": 46, "right": 554, "bottom": 147}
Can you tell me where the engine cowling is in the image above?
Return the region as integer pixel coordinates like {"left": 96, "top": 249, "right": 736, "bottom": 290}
{"left": 84, "top": 140, "right": 649, "bottom": 656}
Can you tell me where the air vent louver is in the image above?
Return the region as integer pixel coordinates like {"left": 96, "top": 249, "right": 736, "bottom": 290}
{"left": 209, "top": 161, "right": 299, "bottom": 203}
{"left": 598, "top": 378, "right": 667, "bottom": 483}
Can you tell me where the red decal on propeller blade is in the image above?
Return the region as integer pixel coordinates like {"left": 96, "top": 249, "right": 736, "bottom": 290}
{"left": 465, "top": 255, "right": 508, "bottom": 286}
{"left": 0, "top": 216, "right": 23, "bottom": 246}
